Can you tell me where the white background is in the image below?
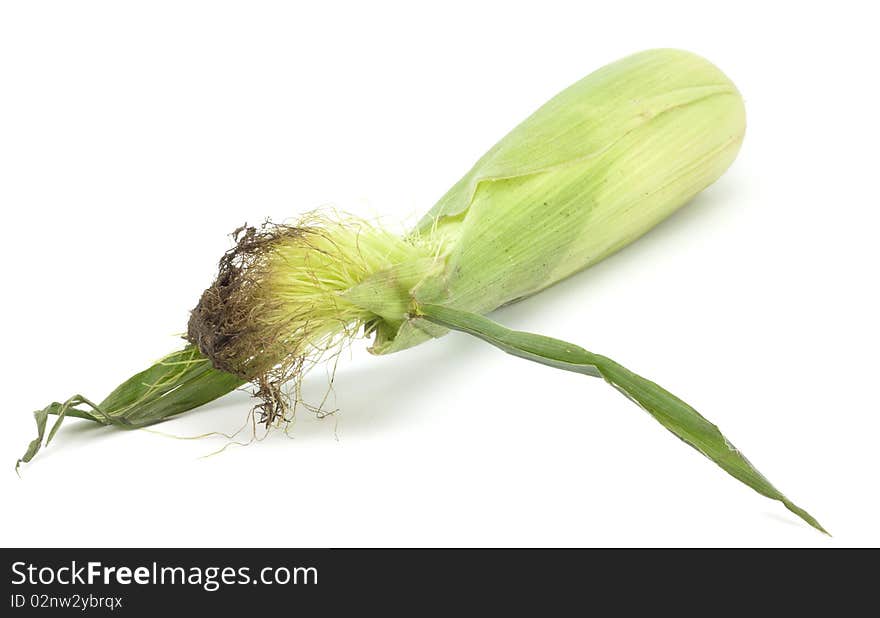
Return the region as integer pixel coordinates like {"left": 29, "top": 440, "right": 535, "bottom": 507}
{"left": 1, "top": 1, "right": 877, "bottom": 548}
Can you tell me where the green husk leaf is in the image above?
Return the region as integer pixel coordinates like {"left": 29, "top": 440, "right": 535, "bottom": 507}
{"left": 414, "top": 303, "right": 826, "bottom": 534}
{"left": 17, "top": 346, "right": 244, "bottom": 472}
{"left": 416, "top": 50, "right": 740, "bottom": 230}
{"left": 375, "top": 50, "right": 746, "bottom": 356}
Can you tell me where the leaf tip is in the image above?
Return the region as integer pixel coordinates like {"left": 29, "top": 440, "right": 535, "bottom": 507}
{"left": 783, "top": 499, "right": 829, "bottom": 536}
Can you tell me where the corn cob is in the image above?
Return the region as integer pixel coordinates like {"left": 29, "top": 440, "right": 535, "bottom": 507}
{"left": 18, "top": 49, "right": 825, "bottom": 534}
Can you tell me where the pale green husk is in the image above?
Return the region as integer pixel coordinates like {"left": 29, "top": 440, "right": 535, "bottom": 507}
{"left": 347, "top": 49, "right": 745, "bottom": 353}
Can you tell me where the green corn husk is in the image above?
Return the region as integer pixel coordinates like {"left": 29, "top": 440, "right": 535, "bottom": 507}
{"left": 356, "top": 48, "right": 745, "bottom": 353}
{"left": 19, "top": 49, "right": 824, "bottom": 534}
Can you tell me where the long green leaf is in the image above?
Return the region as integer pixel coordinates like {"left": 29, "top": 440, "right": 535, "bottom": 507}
{"left": 414, "top": 303, "right": 826, "bottom": 534}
